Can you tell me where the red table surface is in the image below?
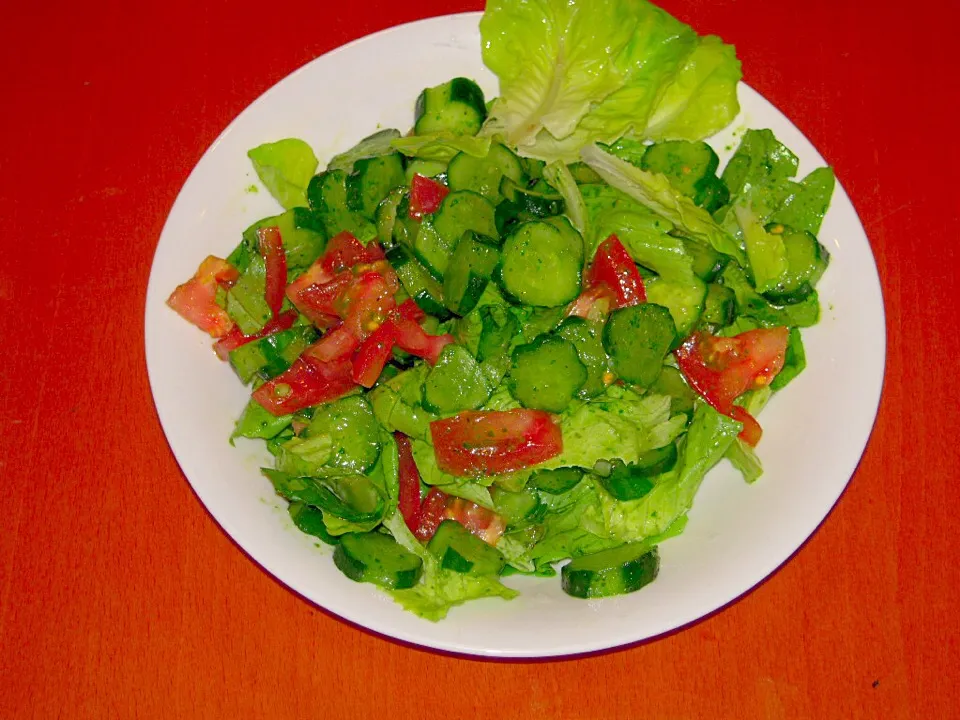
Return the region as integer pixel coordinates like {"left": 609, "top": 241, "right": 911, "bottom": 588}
{"left": 2, "top": 0, "right": 958, "bottom": 717}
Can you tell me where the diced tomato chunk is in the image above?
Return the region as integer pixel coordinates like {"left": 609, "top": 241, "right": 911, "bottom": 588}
{"left": 288, "top": 269, "right": 353, "bottom": 327}
{"left": 352, "top": 321, "right": 398, "bottom": 387}
{"left": 430, "top": 409, "right": 563, "bottom": 477}
{"left": 321, "top": 232, "right": 385, "bottom": 273}
{"left": 252, "top": 356, "right": 356, "bottom": 416}
{"left": 675, "top": 327, "right": 790, "bottom": 446}
{"left": 166, "top": 256, "right": 239, "bottom": 338}
{"left": 338, "top": 270, "right": 398, "bottom": 340}
{"left": 303, "top": 324, "right": 360, "bottom": 363}
{"left": 415, "top": 488, "right": 448, "bottom": 541}
{"left": 443, "top": 497, "right": 506, "bottom": 545}
{"left": 258, "top": 226, "right": 287, "bottom": 318}
{"left": 409, "top": 174, "right": 450, "bottom": 219}
{"left": 393, "top": 318, "right": 453, "bottom": 365}
{"left": 586, "top": 234, "right": 646, "bottom": 307}
{"left": 213, "top": 309, "right": 298, "bottom": 360}
{"left": 395, "top": 433, "right": 424, "bottom": 534}
{"left": 566, "top": 284, "right": 616, "bottom": 320}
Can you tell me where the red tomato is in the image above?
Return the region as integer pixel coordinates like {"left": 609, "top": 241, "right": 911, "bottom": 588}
{"left": 395, "top": 433, "right": 424, "bottom": 534}
{"left": 212, "top": 309, "right": 298, "bottom": 360}
{"left": 430, "top": 409, "right": 563, "bottom": 477}
{"left": 566, "top": 284, "right": 616, "bottom": 320}
{"left": 166, "top": 256, "right": 239, "bottom": 338}
{"left": 352, "top": 321, "right": 398, "bottom": 387}
{"left": 729, "top": 406, "right": 763, "bottom": 447}
{"left": 338, "top": 270, "right": 398, "bottom": 340}
{"left": 395, "top": 297, "right": 426, "bottom": 323}
{"left": 393, "top": 317, "right": 454, "bottom": 365}
{"left": 443, "top": 497, "right": 505, "bottom": 545}
{"left": 303, "top": 324, "right": 360, "bottom": 363}
{"left": 321, "top": 232, "right": 385, "bottom": 273}
{"left": 257, "top": 226, "right": 287, "bottom": 318}
{"left": 409, "top": 174, "right": 449, "bottom": 219}
{"left": 288, "top": 269, "right": 352, "bottom": 328}
{"left": 415, "top": 487, "right": 448, "bottom": 541}
{"left": 675, "top": 327, "right": 790, "bottom": 446}
{"left": 252, "top": 356, "right": 356, "bottom": 416}
{"left": 585, "top": 234, "right": 646, "bottom": 307}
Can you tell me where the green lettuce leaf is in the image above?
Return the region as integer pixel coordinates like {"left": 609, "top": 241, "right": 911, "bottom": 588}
{"left": 580, "top": 143, "right": 746, "bottom": 264}
{"left": 384, "top": 512, "right": 517, "bottom": 621}
{"left": 248, "top": 138, "right": 318, "bottom": 209}
{"left": 585, "top": 403, "right": 741, "bottom": 541}
{"left": 735, "top": 202, "right": 788, "bottom": 294}
{"left": 327, "top": 129, "right": 401, "bottom": 172}
{"left": 724, "top": 387, "right": 772, "bottom": 484}
{"left": 479, "top": 0, "right": 740, "bottom": 161}
{"left": 543, "top": 160, "right": 587, "bottom": 233}
{"left": 391, "top": 133, "right": 492, "bottom": 162}
{"left": 768, "top": 166, "right": 835, "bottom": 235}
{"left": 721, "top": 264, "right": 821, "bottom": 327}
{"left": 643, "top": 35, "right": 742, "bottom": 141}
{"left": 720, "top": 129, "right": 799, "bottom": 199}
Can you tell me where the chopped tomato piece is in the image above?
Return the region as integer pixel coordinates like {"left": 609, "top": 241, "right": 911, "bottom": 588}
{"left": 395, "top": 433, "right": 424, "bottom": 534}
{"left": 166, "top": 256, "right": 239, "bottom": 338}
{"left": 252, "top": 356, "right": 356, "bottom": 416}
{"left": 675, "top": 327, "right": 790, "bottom": 446}
{"left": 393, "top": 317, "right": 454, "bottom": 365}
{"left": 566, "top": 284, "right": 616, "bottom": 320}
{"left": 321, "top": 232, "right": 385, "bottom": 273}
{"left": 352, "top": 321, "right": 398, "bottom": 387}
{"left": 395, "top": 298, "right": 426, "bottom": 323}
{"left": 443, "top": 497, "right": 505, "bottom": 545}
{"left": 257, "top": 226, "right": 287, "bottom": 318}
{"left": 586, "top": 234, "right": 646, "bottom": 307}
{"left": 338, "top": 270, "right": 398, "bottom": 340}
{"left": 213, "top": 309, "right": 298, "bottom": 360}
{"left": 289, "top": 269, "right": 353, "bottom": 327}
{"left": 430, "top": 409, "right": 563, "bottom": 477}
{"left": 415, "top": 488, "right": 448, "bottom": 541}
{"left": 409, "top": 174, "right": 449, "bottom": 219}
{"left": 303, "top": 324, "right": 360, "bottom": 363}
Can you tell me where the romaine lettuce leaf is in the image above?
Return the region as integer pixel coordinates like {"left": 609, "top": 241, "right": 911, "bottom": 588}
{"left": 768, "top": 166, "right": 835, "bottom": 235}
{"left": 735, "top": 202, "right": 788, "bottom": 294}
{"left": 391, "top": 133, "right": 491, "bottom": 162}
{"left": 248, "top": 138, "right": 318, "bottom": 210}
{"left": 384, "top": 512, "right": 518, "bottom": 621}
{"left": 543, "top": 160, "right": 587, "bottom": 233}
{"left": 643, "top": 35, "right": 742, "bottom": 141}
{"left": 327, "top": 129, "right": 401, "bottom": 172}
{"left": 581, "top": 143, "right": 746, "bottom": 264}
{"left": 584, "top": 403, "right": 741, "bottom": 541}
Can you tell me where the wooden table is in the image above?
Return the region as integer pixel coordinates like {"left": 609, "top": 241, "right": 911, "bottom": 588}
{"left": 3, "top": 1, "right": 957, "bottom": 717}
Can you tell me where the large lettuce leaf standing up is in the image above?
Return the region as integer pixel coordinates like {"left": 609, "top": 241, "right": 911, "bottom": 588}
{"left": 480, "top": 0, "right": 742, "bottom": 162}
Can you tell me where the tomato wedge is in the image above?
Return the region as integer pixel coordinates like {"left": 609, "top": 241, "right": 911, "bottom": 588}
{"left": 586, "top": 234, "right": 646, "bottom": 307}
{"left": 443, "top": 497, "right": 505, "bottom": 545}
{"left": 212, "top": 309, "right": 298, "bottom": 360}
{"left": 430, "top": 409, "right": 563, "bottom": 477}
{"left": 288, "top": 269, "right": 352, "bottom": 328}
{"left": 415, "top": 488, "right": 449, "bottom": 541}
{"left": 257, "top": 226, "right": 287, "bottom": 318}
{"left": 303, "top": 324, "right": 359, "bottom": 363}
{"left": 393, "top": 317, "right": 454, "bottom": 365}
{"left": 395, "top": 433, "right": 424, "bottom": 534}
{"left": 352, "top": 321, "right": 398, "bottom": 387}
{"left": 674, "top": 327, "right": 790, "bottom": 445}
{"left": 409, "top": 174, "right": 449, "bottom": 219}
{"left": 166, "top": 256, "right": 239, "bottom": 338}
{"left": 252, "top": 356, "right": 356, "bottom": 416}
{"left": 338, "top": 270, "right": 398, "bottom": 340}
{"left": 321, "top": 232, "right": 385, "bottom": 273}
{"left": 566, "top": 284, "right": 616, "bottom": 320}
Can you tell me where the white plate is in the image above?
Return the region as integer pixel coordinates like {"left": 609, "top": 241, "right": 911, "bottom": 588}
{"left": 144, "top": 12, "right": 885, "bottom": 657}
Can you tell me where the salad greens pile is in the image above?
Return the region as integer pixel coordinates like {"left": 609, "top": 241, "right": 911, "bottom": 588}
{"left": 167, "top": 0, "right": 836, "bottom": 620}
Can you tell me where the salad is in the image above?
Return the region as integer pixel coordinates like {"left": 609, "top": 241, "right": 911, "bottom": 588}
{"left": 166, "top": 0, "right": 835, "bottom": 621}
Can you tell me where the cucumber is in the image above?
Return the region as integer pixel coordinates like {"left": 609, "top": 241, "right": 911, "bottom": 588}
{"left": 447, "top": 144, "right": 524, "bottom": 203}
{"left": 288, "top": 501, "right": 338, "bottom": 545}
{"left": 375, "top": 186, "right": 407, "bottom": 247}
{"left": 413, "top": 217, "right": 455, "bottom": 279}
{"left": 491, "top": 487, "right": 543, "bottom": 526}
{"left": 405, "top": 159, "right": 448, "bottom": 184}
{"left": 499, "top": 176, "right": 564, "bottom": 217}
{"left": 263, "top": 470, "right": 385, "bottom": 525}
{"left": 422, "top": 343, "right": 492, "bottom": 414}
{"left": 692, "top": 174, "right": 730, "bottom": 214}
{"left": 761, "top": 223, "right": 830, "bottom": 305}
{"left": 679, "top": 236, "right": 727, "bottom": 282}
{"left": 644, "top": 275, "right": 707, "bottom": 337}
{"left": 334, "top": 532, "right": 423, "bottom": 589}
{"left": 427, "top": 520, "right": 505, "bottom": 575}
{"left": 641, "top": 140, "right": 720, "bottom": 198}
{"left": 496, "top": 220, "right": 583, "bottom": 307}
{"left": 304, "top": 395, "right": 381, "bottom": 474}
{"left": 648, "top": 365, "right": 696, "bottom": 418}
{"left": 385, "top": 244, "right": 450, "bottom": 319}
{"left": 346, "top": 153, "right": 406, "bottom": 218}
{"left": 432, "top": 189, "right": 499, "bottom": 263}
{"left": 602, "top": 304, "right": 676, "bottom": 387}
{"left": 307, "top": 169, "right": 349, "bottom": 213}
{"left": 555, "top": 316, "right": 610, "bottom": 399}
{"left": 530, "top": 467, "right": 585, "bottom": 494}
{"left": 561, "top": 543, "right": 660, "bottom": 599}
{"left": 228, "top": 325, "right": 318, "bottom": 384}
{"left": 442, "top": 231, "right": 500, "bottom": 316}
{"left": 414, "top": 77, "right": 487, "bottom": 136}
{"left": 597, "top": 445, "right": 678, "bottom": 501}
{"left": 509, "top": 335, "right": 587, "bottom": 413}
{"left": 700, "top": 282, "right": 736, "bottom": 328}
